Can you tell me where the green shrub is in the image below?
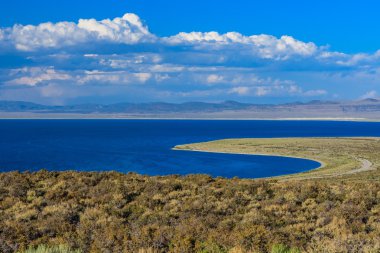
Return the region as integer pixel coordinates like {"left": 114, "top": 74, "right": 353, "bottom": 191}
{"left": 271, "top": 244, "right": 300, "bottom": 253}
{"left": 21, "top": 245, "right": 82, "bottom": 253}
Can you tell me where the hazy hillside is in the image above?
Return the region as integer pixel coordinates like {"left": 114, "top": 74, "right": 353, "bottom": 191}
{"left": 0, "top": 99, "right": 380, "bottom": 119}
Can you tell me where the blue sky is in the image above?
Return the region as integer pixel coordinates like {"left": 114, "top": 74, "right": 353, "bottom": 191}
{"left": 0, "top": 0, "right": 379, "bottom": 104}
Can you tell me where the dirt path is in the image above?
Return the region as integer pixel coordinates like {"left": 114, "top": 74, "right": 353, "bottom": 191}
{"left": 297, "top": 157, "right": 374, "bottom": 180}
{"left": 343, "top": 158, "right": 373, "bottom": 175}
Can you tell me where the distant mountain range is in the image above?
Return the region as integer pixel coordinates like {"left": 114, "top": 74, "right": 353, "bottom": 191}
{"left": 1, "top": 99, "right": 380, "bottom": 119}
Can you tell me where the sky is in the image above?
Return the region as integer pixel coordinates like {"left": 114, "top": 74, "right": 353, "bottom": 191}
{"left": 0, "top": 0, "right": 380, "bottom": 105}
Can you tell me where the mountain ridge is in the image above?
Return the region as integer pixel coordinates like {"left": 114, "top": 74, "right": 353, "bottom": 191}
{"left": 0, "top": 99, "right": 379, "bottom": 119}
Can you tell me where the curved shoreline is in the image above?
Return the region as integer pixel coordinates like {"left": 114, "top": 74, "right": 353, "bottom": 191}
{"left": 172, "top": 146, "right": 324, "bottom": 177}
{"left": 174, "top": 137, "right": 379, "bottom": 180}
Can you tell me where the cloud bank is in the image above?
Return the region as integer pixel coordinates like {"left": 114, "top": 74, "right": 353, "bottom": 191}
{"left": 0, "top": 13, "right": 379, "bottom": 104}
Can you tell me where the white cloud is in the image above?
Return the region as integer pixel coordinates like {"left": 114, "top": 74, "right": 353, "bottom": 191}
{"left": 360, "top": 90, "right": 377, "bottom": 99}
{"left": 149, "top": 64, "right": 185, "bottom": 73}
{"left": 228, "top": 84, "right": 327, "bottom": 98}
{"left": 303, "top": 89, "right": 327, "bottom": 96}
{"left": 154, "top": 73, "right": 170, "bottom": 82}
{"left": 97, "top": 54, "right": 163, "bottom": 69}
{"left": 84, "top": 54, "right": 99, "bottom": 58}
{"left": 6, "top": 67, "right": 71, "bottom": 86}
{"left": 8, "top": 22, "right": 88, "bottom": 51}
{"left": 78, "top": 70, "right": 152, "bottom": 85}
{"left": 229, "top": 86, "right": 250, "bottom": 95}
{"left": 335, "top": 53, "right": 369, "bottom": 66}
{"left": 165, "top": 31, "right": 245, "bottom": 44}
{"left": 77, "top": 13, "right": 153, "bottom": 43}
{"left": 1, "top": 13, "right": 155, "bottom": 51}
{"left": 206, "top": 74, "right": 224, "bottom": 84}
{"left": 228, "top": 82, "right": 306, "bottom": 97}
{"left": 134, "top": 72, "right": 152, "bottom": 83}
{"left": 165, "top": 32, "right": 317, "bottom": 60}
{"left": 4, "top": 67, "right": 154, "bottom": 88}
{"left": 255, "top": 86, "right": 271, "bottom": 96}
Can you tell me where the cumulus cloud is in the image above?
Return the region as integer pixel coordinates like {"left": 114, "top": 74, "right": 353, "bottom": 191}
{"left": 165, "top": 32, "right": 318, "bottom": 60}
{"left": 0, "top": 13, "right": 155, "bottom": 51}
{"left": 77, "top": 13, "right": 154, "bottom": 43}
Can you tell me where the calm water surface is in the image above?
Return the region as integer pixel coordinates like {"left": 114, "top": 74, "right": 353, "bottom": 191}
{"left": 0, "top": 120, "right": 379, "bottom": 178}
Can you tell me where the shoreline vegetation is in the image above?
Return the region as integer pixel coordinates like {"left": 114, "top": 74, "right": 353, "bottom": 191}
{"left": 1, "top": 138, "right": 379, "bottom": 252}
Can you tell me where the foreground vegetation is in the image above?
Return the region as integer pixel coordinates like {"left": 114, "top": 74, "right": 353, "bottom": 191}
{"left": 1, "top": 171, "right": 380, "bottom": 252}
{"left": 22, "top": 245, "right": 81, "bottom": 253}
{"left": 1, "top": 138, "right": 379, "bottom": 252}
{"left": 19, "top": 243, "right": 300, "bottom": 253}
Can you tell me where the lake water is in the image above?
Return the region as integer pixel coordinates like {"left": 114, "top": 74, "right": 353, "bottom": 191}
{"left": 0, "top": 120, "right": 379, "bottom": 178}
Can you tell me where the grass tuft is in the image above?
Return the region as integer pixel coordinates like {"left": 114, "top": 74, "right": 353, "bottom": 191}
{"left": 271, "top": 244, "right": 300, "bottom": 253}
{"left": 21, "top": 245, "right": 81, "bottom": 253}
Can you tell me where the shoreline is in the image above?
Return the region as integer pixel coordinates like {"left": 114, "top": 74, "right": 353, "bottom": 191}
{"left": 0, "top": 116, "right": 380, "bottom": 122}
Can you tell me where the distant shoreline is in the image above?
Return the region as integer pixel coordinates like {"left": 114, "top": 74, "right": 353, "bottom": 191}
{"left": 0, "top": 115, "right": 379, "bottom": 122}
{"left": 1, "top": 99, "right": 380, "bottom": 122}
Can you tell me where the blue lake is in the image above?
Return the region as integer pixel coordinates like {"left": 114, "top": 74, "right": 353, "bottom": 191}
{"left": 0, "top": 120, "right": 379, "bottom": 178}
